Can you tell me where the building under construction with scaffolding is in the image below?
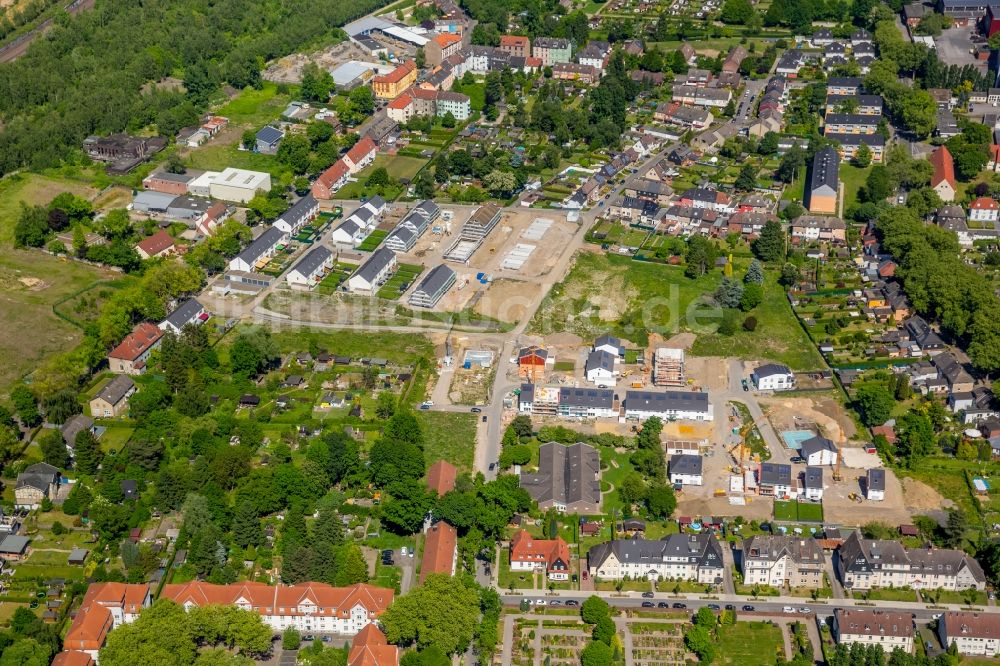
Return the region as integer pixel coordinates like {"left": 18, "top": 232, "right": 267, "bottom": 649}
{"left": 652, "top": 347, "right": 685, "bottom": 387}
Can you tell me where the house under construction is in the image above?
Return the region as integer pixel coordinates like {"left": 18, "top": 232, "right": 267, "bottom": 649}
{"left": 653, "top": 347, "right": 685, "bottom": 387}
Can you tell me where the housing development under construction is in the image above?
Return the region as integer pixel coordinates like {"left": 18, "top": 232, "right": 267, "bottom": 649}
{"left": 653, "top": 347, "right": 685, "bottom": 387}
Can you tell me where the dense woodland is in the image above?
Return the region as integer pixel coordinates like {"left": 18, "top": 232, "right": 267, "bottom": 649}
{"left": 0, "top": 0, "right": 387, "bottom": 175}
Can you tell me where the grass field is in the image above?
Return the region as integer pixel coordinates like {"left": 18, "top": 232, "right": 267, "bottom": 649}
{"left": 376, "top": 264, "right": 422, "bottom": 300}
{"left": 214, "top": 83, "right": 294, "bottom": 127}
{"left": 415, "top": 410, "right": 477, "bottom": 473}
{"left": 773, "top": 500, "right": 824, "bottom": 523}
{"left": 530, "top": 252, "right": 823, "bottom": 369}
{"left": 262, "top": 327, "right": 434, "bottom": 365}
{"left": 185, "top": 141, "right": 286, "bottom": 180}
{"left": 357, "top": 230, "right": 389, "bottom": 252}
{"left": 839, "top": 162, "right": 871, "bottom": 212}
{"left": 716, "top": 622, "right": 784, "bottom": 666}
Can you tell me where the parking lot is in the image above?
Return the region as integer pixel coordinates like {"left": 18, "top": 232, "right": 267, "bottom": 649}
{"left": 934, "top": 26, "right": 988, "bottom": 71}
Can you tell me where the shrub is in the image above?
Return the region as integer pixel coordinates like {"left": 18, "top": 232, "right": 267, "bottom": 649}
{"left": 742, "top": 316, "right": 758, "bottom": 331}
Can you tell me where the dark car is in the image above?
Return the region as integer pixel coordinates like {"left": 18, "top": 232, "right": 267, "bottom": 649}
{"left": 381, "top": 550, "right": 393, "bottom": 558}
{"left": 707, "top": 604, "right": 720, "bottom": 611}
{"left": 742, "top": 605, "right": 755, "bottom": 611}
{"left": 658, "top": 602, "right": 670, "bottom": 608}
{"left": 471, "top": 407, "right": 482, "bottom": 413}
{"left": 672, "top": 603, "right": 687, "bottom": 609}
{"left": 790, "top": 456, "right": 805, "bottom": 464}
{"left": 565, "top": 600, "right": 579, "bottom": 606}
{"left": 641, "top": 601, "right": 655, "bottom": 608}
{"left": 482, "top": 415, "right": 487, "bottom": 422}
{"left": 725, "top": 605, "right": 735, "bottom": 611}
{"left": 641, "top": 592, "right": 654, "bottom": 598}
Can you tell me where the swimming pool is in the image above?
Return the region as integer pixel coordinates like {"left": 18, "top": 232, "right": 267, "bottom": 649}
{"left": 781, "top": 430, "right": 815, "bottom": 450}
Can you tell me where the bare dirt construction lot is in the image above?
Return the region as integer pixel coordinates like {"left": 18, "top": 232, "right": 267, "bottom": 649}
{"left": 758, "top": 392, "right": 857, "bottom": 444}
{"left": 472, "top": 278, "right": 534, "bottom": 323}
{"left": 821, "top": 467, "right": 912, "bottom": 526}
{"left": 262, "top": 40, "right": 373, "bottom": 84}
{"left": 900, "top": 476, "right": 955, "bottom": 513}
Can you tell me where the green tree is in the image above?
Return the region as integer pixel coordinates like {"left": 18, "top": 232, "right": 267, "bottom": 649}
{"left": 683, "top": 625, "right": 715, "bottom": 662}
{"left": 714, "top": 277, "right": 744, "bottom": 308}
{"left": 779, "top": 262, "right": 800, "bottom": 287}
{"left": 74, "top": 429, "right": 104, "bottom": 475}
{"left": 744, "top": 259, "right": 764, "bottom": 285}
{"left": 231, "top": 500, "right": 263, "bottom": 548}
{"left": 895, "top": 411, "right": 935, "bottom": 465}
{"left": 685, "top": 236, "right": 718, "bottom": 277}
{"left": 751, "top": 220, "right": 785, "bottom": 262}
{"left": 645, "top": 484, "right": 676, "bottom": 519}
{"left": 366, "top": 167, "right": 392, "bottom": 188}
{"left": 854, "top": 383, "right": 895, "bottom": 428}
{"left": 734, "top": 163, "right": 757, "bottom": 191}
{"left": 283, "top": 628, "right": 302, "bottom": 650}
{"left": 853, "top": 143, "right": 872, "bottom": 168}
{"left": 300, "top": 62, "right": 333, "bottom": 102}
{"left": 38, "top": 430, "right": 70, "bottom": 469}
{"left": 333, "top": 544, "right": 369, "bottom": 585}
{"left": 380, "top": 574, "right": 480, "bottom": 654}
{"left": 580, "top": 641, "right": 613, "bottom": 666}
{"left": 581, "top": 596, "right": 611, "bottom": 624}
{"left": 740, "top": 282, "right": 764, "bottom": 311}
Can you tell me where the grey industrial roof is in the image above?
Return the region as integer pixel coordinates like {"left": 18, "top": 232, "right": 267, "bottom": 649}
{"left": 278, "top": 194, "right": 317, "bottom": 224}
{"left": 290, "top": 245, "right": 332, "bottom": 278}
{"left": 133, "top": 190, "right": 176, "bottom": 210}
{"left": 625, "top": 390, "right": 710, "bottom": 413}
{"left": 559, "top": 387, "right": 614, "bottom": 409}
{"left": 331, "top": 61, "right": 374, "bottom": 86}
{"left": 94, "top": 375, "right": 135, "bottom": 405}
{"left": 413, "top": 264, "right": 455, "bottom": 297}
{"left": 235, "top": 226, "right": 284, "bottom": 265}
{"left": 670, "top": 454, "right": 703, "bottom": 476}
{"left": 355, "top": 247, "right": 395, "bottom": 284}
{"left": 163, "top": 298, "right": 204, "bottom": 330}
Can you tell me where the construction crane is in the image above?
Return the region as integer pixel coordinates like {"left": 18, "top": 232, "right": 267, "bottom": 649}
{"left": 729, "top": 420, "right": 757, "bottom": 471}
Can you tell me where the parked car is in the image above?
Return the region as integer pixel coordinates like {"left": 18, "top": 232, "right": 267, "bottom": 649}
{"left": 672, "top": 603, "right": 687, "bottom": 609}
{"left": 782, "top": 607, "right": 796, "bottom": 613}
{"left": 725, "top": 605, "right": 735, "bottom": 611}
{"left": 707, "top": 604, "right": 720, "bottom": 611}
{"left": 641, "top": 601, "right": 655, "bottom": 608}
{"left": 471, "top": 407, "right": 482, "bottom": 413}
{"left": 565, "top": 600, "right": 579, "bottom": 607}
{"left": 535, "top": 599, "right": 547, "bottom": 605}
{"left": 799, "top": 607, "right": 812, "bottom": 614}
{"left": 658, "top": 602, "right": 669, "bottom": 608}
{"left": 548, "top": 600, "right": 561, "bottom": 605}
{"left": 742, "top": 605, "right": 755, "bottom": 612}
{"left": 641, "top": 592, "right": 654, "bottom": 598}
{"left": 482, "top": 415, "right": 487, "bottom": 422}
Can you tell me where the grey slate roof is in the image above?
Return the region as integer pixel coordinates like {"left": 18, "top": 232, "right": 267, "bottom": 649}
{"left": 16, "top": 463, "right": 59, "bottom": 492}
{"left": 278, "top": 194, "right": 317, "bottom": 225}
{"left": 867, "top": 468, "right": 886, "bottom": 491}
{"left": 755, "top": 363, "right": 791, "bottom": 378}
{"left": 800, "top": 435, "right": 837, "bottom": 460}
{"left": 559, "top": 387, "right": 614, "bottom": 409}
{"left": 804, "top": 466, "right": 823, "bottom": 489}
{"left": 413, "top": 264, "right": 455, "bottom": 298}
{"left": 670, "top": 454, "right": 703, "bottom": 476}
{"left": 61, "top": 415, "right": 93, "bottom": 447}
{"left": 519, "top": 383, "right": 535, "bottom": 403}
{"left": 354, "top": 247, "right": 395, "bottom": 285}
{"left": 586, "top": 350, "right": 615, "bottom": 374}
{"left": 809, "top": 146, "right": 840, "bottom": 195}
{"left": 290, "top": 245, "right": 332, "bottom": 278}
{"left": 520, "top": 442, "right": 601, "bottom": 509}
{"left": 94, "top": 375, "right": 135, "bottom": 406}
{"left": 588, "top": 534, "right": 724, "bottom": 572}
{"left": 759, "top": 462, "right": 791, "bottom": 486}
{"left": 594, "top": 334, "right": 623, "bottom": 354}
{"left": 743, "top": 535, "right": 824, "bottom": 565}
{"left": 625, "top": 390, "right": 710, "bottom": 413}
{"left": 413, "top": 199, "right": 440, "bottom": 220}
{"left": 163, "top": 299, "right": 203, "bottom": 331}
{"left": 234, "top": 226, "right": 284, "bottom": 265}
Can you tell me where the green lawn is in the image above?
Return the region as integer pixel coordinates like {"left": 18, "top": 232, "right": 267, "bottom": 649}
{"left": 214, "top": 83, "right": 294, "bottom": 127}
{"left": 852, "top": 588, "right": 918, "bottom": 602}
{"left": 376, "top": 264, "right": 422, "bottom": 300}
{"left": 357, "top": 230, "right": 389, "bottom": 252}
{"left": 839, "top": 162, "right": 871, "bottom": 213}
{"left": 186, "top": 141, "right": 286, "bottom": 180}
{"left": 716, "top": 622, "right": 785, "bottom": 666}
{"left": 415, "top": 410, "right": 477, "bottom": 473}
{"left": 98, "top": 426, "right": 135, "bottom": 454}
{"left": 261, "top": 327, "right": 434, "bottom": 365}
{"left": 773, "top": 500, "right": 824, "bottom": 523}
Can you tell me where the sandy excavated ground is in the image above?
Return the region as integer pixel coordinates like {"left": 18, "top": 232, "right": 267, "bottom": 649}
{"left": 759, "top": 395, "right": 852, "bottom": 444}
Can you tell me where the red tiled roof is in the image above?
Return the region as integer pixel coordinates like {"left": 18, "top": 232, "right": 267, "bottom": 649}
{"left": 419, "top": 521, "right": 457, "bottom": 583}
{"left": 108, "top": 323, "right": 163, "bottom": 362}
{"left": 500, "top": 35, "right": 530, "bottom": 47}
{"left": 929, "top": 145, "right": 956, "bottom": 190}
{"left": 316, "top": 160, "right": 350, "bottom": 190}
{"left": 388, "top": 93, "right": 413, "bottom": 110}
{"left": 347, "top": 137, "right": 377, "bottom": 164}
{"left": 509, "top": 531, "right": 570, "bottom": 573}
{"left": 426, "top": 459, "right": 457, "bottom": 496}
{"left": 433, "top": 33, "right": 461, "bottom": 48}
{"left": 374, "top": 60, "right": 416, "bottom": 85}
{"left": 413, "top": 87, "right": 438, "bottom": 101}
{"left": 526, "top": 57, "right": 542, "bottom": 67}
{"left": 63, "top": 584, "right": 123, "bottom": 651}
{"left": 349, "top": 624, "right": 398, "bottom": 666}
{"left": 52, "top": 652, "right": 95, "bottom": 666}
{"left": 160, "top": 581, "right": 393, "bottom": 619}
{"left": 136, "top": 230, "right": 175, "bottom": 257}
{"left": 970, "top": 196, "right": 998, "bottom": 210}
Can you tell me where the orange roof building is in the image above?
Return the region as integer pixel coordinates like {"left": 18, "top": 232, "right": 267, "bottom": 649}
{"left": 161, "top": 581, "right": 393, "bottom": 634}
{"left": 419, "top": 521, "right": 458, "bottom": 584}
{"left": 312, "top": 159, "right": 350, "bottom": 199}
{"left": 107, "top": 322, "right": 164, "bottom": 376}
{"left": 345, "top": 136, "right": 378, "bottom": 173}
{"left": 52, "top": 652, "right": 95, "bottom": 666}
{"left": 426, "top": 459, "right": 457, "bottom": 496}
{"left": 373, "top": 61, "right": 417, "bottom": 99}
{"left": 60, "top": 583, "right": 151, "bottom": 662}
{"left": 349, "top": 624, "right": 399, "bottom": 666}
{"left": 500, "top": 35, "right": 531, "bottom": 58}
{"left": 509, "top": 530, "right": 571, "bottom": 581}
{"left": 930, "top": 145, "right": 957, "bottom": 202}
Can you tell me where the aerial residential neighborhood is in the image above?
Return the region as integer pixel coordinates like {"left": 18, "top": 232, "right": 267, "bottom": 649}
{"left": 3, "top": 0, "right": 1000, "bottom": 664}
